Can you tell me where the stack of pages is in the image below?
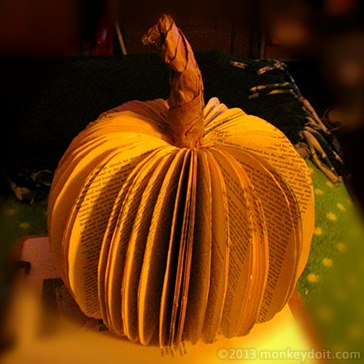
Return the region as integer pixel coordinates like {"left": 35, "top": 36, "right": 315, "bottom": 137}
{"left": 48, "top": 97, "right": 314, "bottom": 349}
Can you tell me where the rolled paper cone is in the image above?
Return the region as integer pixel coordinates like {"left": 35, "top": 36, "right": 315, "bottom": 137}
{"left": 143, "top": 15, "right": 205, "bottom": 148}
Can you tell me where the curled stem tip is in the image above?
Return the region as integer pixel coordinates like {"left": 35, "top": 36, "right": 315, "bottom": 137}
{"left": 143, "top": 15, "right": 205, "bottom": 148}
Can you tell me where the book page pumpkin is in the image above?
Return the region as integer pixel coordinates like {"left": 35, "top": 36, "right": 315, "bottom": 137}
{"left": 48, "top": 15, "right": 314, "bottom": 349}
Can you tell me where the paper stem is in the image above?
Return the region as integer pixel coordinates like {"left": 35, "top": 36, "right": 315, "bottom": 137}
{"left": 143, "top": 15, "right": 205, "bottom": 148}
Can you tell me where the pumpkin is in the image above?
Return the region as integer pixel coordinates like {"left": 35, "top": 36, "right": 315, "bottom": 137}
{"left": 48, "top": 15, "right": 314, "bottom": 348}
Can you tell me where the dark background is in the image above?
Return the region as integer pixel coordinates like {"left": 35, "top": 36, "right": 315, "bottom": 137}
{"left": 0, "top": 0, "right": 363, "bottom": 209}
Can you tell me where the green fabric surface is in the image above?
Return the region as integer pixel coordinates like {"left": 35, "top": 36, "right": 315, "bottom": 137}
{"left": 299, "top": 159, "right": 364, "bottom": 363}
{"left": 298, "top": 159, "right": 363, "bottom": 302}
{"left": 0, "top": 196, "right": 48, "bottom": 248}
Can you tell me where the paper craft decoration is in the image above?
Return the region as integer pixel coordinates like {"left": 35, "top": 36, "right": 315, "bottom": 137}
{"left": 48, "top": 15, "right": 314, "bottom": 349}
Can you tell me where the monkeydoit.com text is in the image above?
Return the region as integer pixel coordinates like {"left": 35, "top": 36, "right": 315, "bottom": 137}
{"left": 217, "top": 347, "right": 361, "bottom": 362}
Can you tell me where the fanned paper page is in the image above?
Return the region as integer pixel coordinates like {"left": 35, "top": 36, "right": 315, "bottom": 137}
{"left": 48, "top": 15, "right": 314, "bottom": 351}
{"left": 210, "top": 148, "right": 267, "bottom": 338}
{"left": 160, "top": 150, "right": 191, "bottom": 348}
